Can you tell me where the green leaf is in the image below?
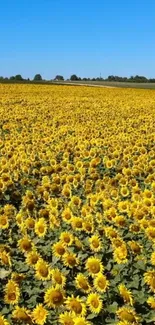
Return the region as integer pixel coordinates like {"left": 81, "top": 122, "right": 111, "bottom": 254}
{"left": 87, "top": 313, "right": 98, "bottom": 320}
{"left": 106, "top": 302, "right": 118, "bottom": 313}
{"left": 0, "top": 268, "right": 11, "bottom": 279}
{"left": 134, "top": 260, "right": 146, "bottom": 271}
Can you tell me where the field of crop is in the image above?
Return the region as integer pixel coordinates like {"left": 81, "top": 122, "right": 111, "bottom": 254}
{"left": 0, "top": 84, "right": 155, "bottom": 325}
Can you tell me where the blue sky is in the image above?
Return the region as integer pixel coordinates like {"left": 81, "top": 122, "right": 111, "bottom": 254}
{"left": 0, "top": 0, "right": 155, "bottom": 79}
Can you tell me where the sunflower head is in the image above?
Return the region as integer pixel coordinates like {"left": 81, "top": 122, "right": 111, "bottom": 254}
{"left": 75, "top": 273, "right": 91, "bottom": 293}
{"left": 52, "top": 241, "right": 66, "bottom": 258}
{"left": 32, "top": 304, "right": 48, "bottom": 325}
{"left": 65, "top": 296, "right": 86, "bottom": 316}
{"left": 44, "top": 286, "right": 64, "bottom": 308}
{"left": 4, "top": 280, "right": 20, "bottom": 305}
{"left": 59, "top": 311, "right": 74, "bottom": 325}
{"left": 35, "top": 218, "right": 47, "bottom": 237}
{"left": 0, "top": 315, "right": 10, "bottom": 325}
{"left": 86, "top": 257, "right": 103, "bottom": 276}
{"left": 12, "top": 306, "right": 31, "bottom": 322}
{"left": 87, "top": 293, "right": 102, "bottom": 314}
{"left": 118, "top": 284, "right": 133, "bottom": 305}
{"left": 94, "top": 273, "right": 109, "bottom": 293}
{"left": 35, "top": 259, "right": 51, "bottom": 281}
{"left": 117, "top": 306, "right": 139, "bottom": 323}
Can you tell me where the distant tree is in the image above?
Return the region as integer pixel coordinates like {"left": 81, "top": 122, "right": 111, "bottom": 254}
{"left": 33, "top": 74, "right": 42, "bottom": 81}
{"left": 70, "top": 74, "right": 79, "bottom": 81}
{"left": 0, "top": 76, "right": 4, "bottom": 80}
{"left": 10, "top": 76, "right": 15, "bottom": 80}
{"left": 54, "top": 75, "right": 64, "bottom": 81}
{"left": 15, "top": 74, "right": 23, "bottom": 81}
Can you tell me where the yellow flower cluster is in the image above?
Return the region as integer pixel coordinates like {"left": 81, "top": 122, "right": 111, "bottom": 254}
{"left": 0, "top": 83, "right": 155, "bottom": 325}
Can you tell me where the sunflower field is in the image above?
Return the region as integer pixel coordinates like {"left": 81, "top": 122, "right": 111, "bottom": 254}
{"left": 0, "top": 84, "right": 155, "bottom": 325}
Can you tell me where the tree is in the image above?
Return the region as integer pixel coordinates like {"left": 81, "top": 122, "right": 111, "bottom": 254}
{"left": 15, "top": 74, "right": 23, "bottom": 81}
{"left": 10, "top": 76, "right": 15, "bottom": 80}
{"left": 70, "top": 74, "right": 79, "bottom": 81}
{"left": 33, "top": 74, "right": 42, "bottom": 81}
{"left": 54, "top": 75, "right": 64, "bottom": 81}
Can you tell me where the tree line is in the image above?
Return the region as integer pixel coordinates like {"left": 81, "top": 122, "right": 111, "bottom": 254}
{"left": 0, "top": 74, "right": 155, "bottom": 83}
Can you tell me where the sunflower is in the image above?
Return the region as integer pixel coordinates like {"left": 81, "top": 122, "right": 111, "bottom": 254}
{"left": 52, "top": 241, "right": 66, "bottom": 258}
{"left": 71, "top": 217, "right": 83, "bottom": 231}
{"left": 51, "top": 268, "right": 66, "bottom": 288}
{"left": 18, "top": 236, "right": 33, "bottom": 254}
{"left": 60, "top": 232, "right": 74, "bottom": 246}
{"left": 65, "top": 295, "right": 86, "bottom": 316}
{"left": 11, "top": 273, "right": 26, "bottom": 284}
{"left": 0, "top": 215, "right": 9, "bottom": 229}
{"left": 120, "top": 187, "right": 130, "bottom": 198}
{"left": 0, "top": 250, "right": 11, "bottom": 266}
{"left": 74, "top": 237, "right": 83, "bottom": 250}
{"left": 87, "top": 293, "right": 102, "bottom": 314}
{"left": 0, "top": 315, "right": 10, "bottom": 325}
{"left": 75, "top": 273, "right": 91, "bottom": 293}
{"left": 83, "top": 220, "right": 94, "bottom": 234}
{"left": 113, "top": 244, "right": 128, "bottom": 264}
{"left": 35, "top": 218, "right": 47, "bottom": 237}
{"left": 61, "top": 208, "right": 73, "bottom": 223}
{"left": 118, "top": 201, "right": 130, "bottom": 214}
{"left": 35, "top": 259, "right": 51, "bottom": 281}
{"left": 85, "top": 257, "right": 103, "bottom": 276}
{"left": 104, "top": 226, "right": 118, "bottom": 239}
{"left": 147, "top": 296, "right": 155, "bottom": 309}
{"left": 44, "top": 286, "right": 64, "bottom": 308}
{"left": 89, "top": 234, "right": 102, "bottom": 252}
{"left": 4, "top": 280, "right": 20, "bottom": 305}
{"left": 94, "top": 273, "right": 109, "bottom": 293}
{"left": 144, "top": 270, "right": 155, "bottom": 292}
{"left": 32, "top": 304, "right": 48, "bottom": 325}
{"left": 63, "top": 252, "right": 79, "bottom": 268}
{"left": 59, "top": 312, "right": 74, "bottom": 325}
{"left": 26, "top": 250, "right": 40, "bottom": 267}
{"left": 116, "top": 306, "right": 139, "bottom": 323}
{"left": 118, "top": 284, "right": 133, "bottom": 305}
{"left": 114, "top": 216, "right": 126, "bottom": 227}
{"left": 12, "top": 306, "right": 31, "bottom": 323}
{"left": 25, "top": 216, "right": 35, "bottom": 229}
{"left": 70, "top": 196, "right": 81, "bottom": 207}
{"left": 146, "top": 227, "right": 155, "bottom": 241}
{"left": 74, "top": 317, "right": 91, "bottom": 325}
{"left": 151, "top": 252, "right": 155, "bottom": 266}
{"left": 128, "top": 241, "right": 141, "bottom": 255}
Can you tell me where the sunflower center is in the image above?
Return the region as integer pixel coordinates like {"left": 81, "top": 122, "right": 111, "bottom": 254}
{"left": 8, "top": 292, "right": 16, "bottom": 301}
{"left": 39, "top": 266, "right": 49, "bottom": 277}
{"left": 67, "top": 256, "right": 76, "bottom": 266}
{"left": 92, "top": 240, "right": 99, "bottom": 248}
{"left": 98, "top": 279, "right": 106, "bottom": 289}
{"left": 64, "top": 236, "right": 70, "bottom": 243}
{"left": 90, "top": 262, "right": 100, "bottom": 273}
{"left": 71, "top": 301, "right": 82, "bottom": 314}
{"left": 58, "top": 247, "right": 65, "bottom": 255}
{"left": 120, "top": 311, "right": 135, "bottom": 322}
{"left": 52, "top": 291, "right": 63, "bottom": 304}
{"left": 22, "top": 241, "right": 32, "bottom": 251}
{"left": 54, "top": 274, "right": 62, "bottom": 284}
{"left": 76, "top": 221, "right": 82, "bottom": 228}
{"left": 79, "top": 280, "right": 89, "bottom": 290}
{"left": 0, "top": 218, "right": 7, "bottom": 225}
{"left": 38, "top": 225, "right": 45, "bottom": 233}
{"left": 91, "top": 298, "right": 99, "bottom": 308}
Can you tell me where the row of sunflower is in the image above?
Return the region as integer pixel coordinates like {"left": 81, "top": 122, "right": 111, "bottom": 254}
{"left": 0, "top": 84, "right": 155, "bottom": 325}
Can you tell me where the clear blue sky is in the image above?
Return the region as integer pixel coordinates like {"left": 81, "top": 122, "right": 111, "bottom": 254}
{"left": 0, "top": 0, "right": 155, "bottom": 79}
